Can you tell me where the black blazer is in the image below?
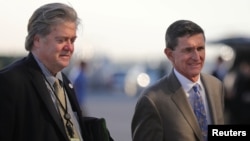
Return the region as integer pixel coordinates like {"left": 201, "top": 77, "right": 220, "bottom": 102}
{"left": 0, "top": 53, "right": 90, "bottom": 141}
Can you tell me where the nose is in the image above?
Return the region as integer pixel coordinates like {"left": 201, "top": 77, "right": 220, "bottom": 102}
{"left": 192, "top": 49, "right": 200, "bottom": 59}
{"left": 64, "top": 41, "right": 74, "bottom": 52}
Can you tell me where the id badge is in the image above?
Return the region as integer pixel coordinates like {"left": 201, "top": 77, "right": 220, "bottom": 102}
{"left": 70, "top": 138, "right": 80, "bottom": 141}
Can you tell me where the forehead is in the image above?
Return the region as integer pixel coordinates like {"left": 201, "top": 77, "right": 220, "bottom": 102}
{"left": 49, "top": 22, "right": 77, "bottom": 35}
{"left": 177, "top": 34, "right": 205, "bottom": 47}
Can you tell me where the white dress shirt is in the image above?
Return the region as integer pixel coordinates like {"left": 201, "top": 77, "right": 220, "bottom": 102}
{"left": 174, "top": 69, "right": 212, "bottom": 124}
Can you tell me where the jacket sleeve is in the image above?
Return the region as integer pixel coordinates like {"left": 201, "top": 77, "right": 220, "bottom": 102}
{"left": 131, "top": 95, "right": 164, "bottom": 141}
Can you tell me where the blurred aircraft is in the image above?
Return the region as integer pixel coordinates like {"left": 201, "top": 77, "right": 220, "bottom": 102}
{"left": 212, "top": 37, "right": 250, "bottom": 71}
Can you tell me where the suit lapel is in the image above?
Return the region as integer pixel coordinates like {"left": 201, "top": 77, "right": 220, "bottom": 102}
{"left": 26, "top": 54, "right": 69, "bottom": 140}
{"left": 62, "top": 75, "right": 81, "bottom": 114}
{"left": 171, "top": 88, "right": 202, "bottom": 139}
{"left": 167, "top": 70, "right": 203, "bottom": 140}
{"left": 62, "top": 74, "right": 90, "bottom": 140}
{"left": 201, "top": 74, "right": 218, "bottom": 124}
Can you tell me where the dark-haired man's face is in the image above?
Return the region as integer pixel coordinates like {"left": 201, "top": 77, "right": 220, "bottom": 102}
{"left": 165, "top": 33, "right": 205, "bottom": 82}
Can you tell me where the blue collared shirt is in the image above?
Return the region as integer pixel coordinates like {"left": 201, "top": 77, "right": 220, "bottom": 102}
{"left": 32, "top": 53, "right": 83, "bottom": 141}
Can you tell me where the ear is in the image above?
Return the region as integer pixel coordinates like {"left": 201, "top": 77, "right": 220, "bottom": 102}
{"left": 164, "top": 48, "right": 173, "bottom": 61}
{"left": 33, "top": 34, "right": 41, "bottom": 48}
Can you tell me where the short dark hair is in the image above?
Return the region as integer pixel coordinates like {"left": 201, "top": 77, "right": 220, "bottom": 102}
{"left": 165, "top": 20, "right": 205, "bottom": 50}
{"left": 25, "top": 3, "right": 80, "bottom": 51}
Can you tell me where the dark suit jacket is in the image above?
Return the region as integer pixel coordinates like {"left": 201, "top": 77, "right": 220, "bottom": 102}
{"left": 131, "top": 70, "right": 225, "bottom": 141}
{"left": 0, "top": 53, "right": 90, "bottom": 141}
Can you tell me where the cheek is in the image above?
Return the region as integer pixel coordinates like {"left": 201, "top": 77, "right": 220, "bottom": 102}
{"left": 202, "top": 53, "right": 206, "bottom": 60}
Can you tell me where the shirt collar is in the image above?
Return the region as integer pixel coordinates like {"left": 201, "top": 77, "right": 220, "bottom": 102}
{"left": 174, "top": 68, "right": 202, "bottom": 93}
{"left": 32, "top": 53, "right": 63, "bottom": 85}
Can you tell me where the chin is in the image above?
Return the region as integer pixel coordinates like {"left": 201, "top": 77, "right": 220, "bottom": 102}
{"left": 60, "top": 61, "right": 70, "bottom": 68}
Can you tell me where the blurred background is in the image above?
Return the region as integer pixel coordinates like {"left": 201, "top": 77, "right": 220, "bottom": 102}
{"left": 1, "top": 0, "right": 250, "bottom": 141}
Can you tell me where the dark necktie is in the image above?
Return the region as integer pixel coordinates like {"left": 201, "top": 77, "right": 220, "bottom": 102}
{"left": 193, "top": 85, "right": 208, "bottom": 141}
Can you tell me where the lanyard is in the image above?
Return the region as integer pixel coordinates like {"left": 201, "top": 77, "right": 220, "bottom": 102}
{"left": 43, "top": 76, "right": 75, "bottom": 138}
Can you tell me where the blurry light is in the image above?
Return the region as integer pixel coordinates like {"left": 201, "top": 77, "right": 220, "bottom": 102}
{"left": 219, "top": 45, "right": 235, "bottom": 61}
{"left": 137, "top": 73, "right": 150, "bottom": 87}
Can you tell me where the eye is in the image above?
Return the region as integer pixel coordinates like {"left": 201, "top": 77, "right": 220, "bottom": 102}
{"left": 197, "top": 46, "right": 205, "bottom": 52}
{"left": 70, "top": 37, "right": 76, "bottom": 44}
{"left": 55, "top": 37, "right": 65, "bottom": 43}
{"left": 183, "top": 48, "right": 193, "bottom": 53}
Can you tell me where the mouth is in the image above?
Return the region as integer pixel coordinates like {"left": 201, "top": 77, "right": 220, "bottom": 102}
{"left": 60, "top": 53, "right": 71, "bottom": 56}
{"left": 190, "top": 63, "right": 201, "bottom": 69}
{"left": 190, "top": 62, "right": 200, "bottom": 66}
{"left": 60, "top": 54, "right": 71, "bottom": 60}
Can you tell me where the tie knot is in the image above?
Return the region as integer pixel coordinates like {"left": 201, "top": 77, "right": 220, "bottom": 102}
{"left": 193, "top": 84, "right": 199, "bottom": 93}
{"left": 54, "top": 78, "right": 59, "bottom": 85}
{"left": 53, "top": 79, "right": 62, "bottom": 91}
